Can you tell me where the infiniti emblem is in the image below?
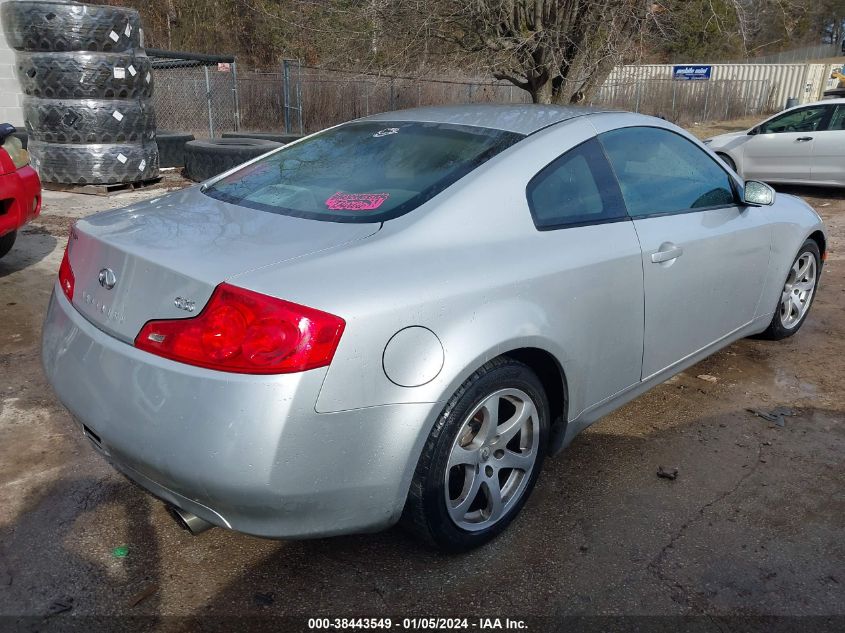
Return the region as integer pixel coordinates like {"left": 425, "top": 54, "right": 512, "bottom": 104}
{"left": 98, "top": 268, "right": 117, "bottom": 290}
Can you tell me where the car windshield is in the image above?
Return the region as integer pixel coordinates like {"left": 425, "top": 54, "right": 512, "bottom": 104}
{"left": 204, "top": 121, "right": 524, "bottom": 223}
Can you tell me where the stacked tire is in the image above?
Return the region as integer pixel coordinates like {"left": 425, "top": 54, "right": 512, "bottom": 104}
{"left": 156, "top": 131, "right": 195, "bottom": 168}
{"left": 2, "top": 1, "right": 159, "bottom": 185}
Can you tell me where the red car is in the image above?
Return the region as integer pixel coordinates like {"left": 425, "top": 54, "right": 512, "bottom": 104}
{"left": 0, "top": 124, "right": 41, "bottom": 259}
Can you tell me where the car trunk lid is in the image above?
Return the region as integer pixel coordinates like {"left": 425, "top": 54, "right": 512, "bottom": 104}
{"left": 67, "top": 186, "right": 380, "bottom": 343}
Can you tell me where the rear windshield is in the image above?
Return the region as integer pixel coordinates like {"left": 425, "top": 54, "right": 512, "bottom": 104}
{"left": 203, "top": 121, "right": 524, "bottom": 223}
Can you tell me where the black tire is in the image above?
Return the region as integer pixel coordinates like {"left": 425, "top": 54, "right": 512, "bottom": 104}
{"left": 401, "top": 357, "right": 550, "bottom": 552}
{"left": 183, "top": 138, "right": 282, "bottom": 182}
{"left": 23, "top": 97, "right": 156, "bottom": 144}
{"left": 0, "top": 231, "right": 17, "bottom": 260}
{"left": 716, "top": 152, "right": 737, "bottom": 172}
{"left": 756, "top": 239, "right": 822, "bottom": 340}
{"left": 30, "top": 140, "right": 159, "bottom": 184}
{"left": 222, "top": 131, "right": 303, "bottom": 145}
{"left": 15, "top": 51, "right": 154, "bottom": 100}
{"left": 1, "top": 1, "right": 142, "bottom": 53}
{"left": 156, "top": 131, "right": 195, "bottom": 168}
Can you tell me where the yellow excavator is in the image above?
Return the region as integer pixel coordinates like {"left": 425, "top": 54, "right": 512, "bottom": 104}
{"left": 824, "top": 67, "right": 845, "bottom": 98}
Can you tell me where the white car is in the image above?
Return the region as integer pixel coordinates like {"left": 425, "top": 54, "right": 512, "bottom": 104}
{"left": 705, "top": 99, "right": 845, "bottom": 187}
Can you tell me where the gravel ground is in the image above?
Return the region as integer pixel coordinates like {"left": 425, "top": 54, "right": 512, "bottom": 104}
{"left": 0, "top": 166, "right": 843, "bottom": 631}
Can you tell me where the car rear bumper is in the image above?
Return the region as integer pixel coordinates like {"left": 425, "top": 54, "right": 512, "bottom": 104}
{"left": 0, "top": 165, "right": 41, "bottom": 237}
{"left": 42, "top": 286, "right": 437, "bottom": 538}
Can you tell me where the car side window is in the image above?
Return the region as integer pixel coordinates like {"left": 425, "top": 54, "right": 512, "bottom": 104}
{"left": 759, "top": 106, "right": 831, "bottom": 134}
{"left": 526, "top": 137, "right": 627, "bottom": 230}
{"left": 825, "top": 105, "right": 845, "bottom": 131}
{"left": 598, "top": 126, "right": 736, "bottom": 218}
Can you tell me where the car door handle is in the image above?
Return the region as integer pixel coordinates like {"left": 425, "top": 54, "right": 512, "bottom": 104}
{"left": 795, "top": 136, "right": 813, "bottom": 142}
{"left": 651, "top": 246, "right": 684, "bottom": 263}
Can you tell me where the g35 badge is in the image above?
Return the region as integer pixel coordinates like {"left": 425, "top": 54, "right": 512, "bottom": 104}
{"left": 174, "top": 297, "right": 196, "bottom": 312}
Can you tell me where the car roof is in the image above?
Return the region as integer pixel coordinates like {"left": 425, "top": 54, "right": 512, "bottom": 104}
{"left": 800, "top": 98, "right": 845, "bottom": 107}
{"left": 361, "top": 103, "right": 610, "bottom": 135}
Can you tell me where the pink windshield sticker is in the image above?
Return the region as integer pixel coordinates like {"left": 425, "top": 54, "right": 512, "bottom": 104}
{"left": 325, "top": 192, "right": 389, "bottom": 211}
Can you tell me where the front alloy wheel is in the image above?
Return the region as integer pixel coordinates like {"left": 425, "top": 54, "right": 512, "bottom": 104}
{"left": 402, "top": 357, "right": 550, "bottom": 552}
{"left": 758, "top": 238, "right": 821, "bottom": 340}
{"left": 779, "top": 252, "right": 817, "bottom": 329}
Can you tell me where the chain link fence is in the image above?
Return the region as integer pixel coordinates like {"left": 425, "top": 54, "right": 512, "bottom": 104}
{"left": 150, "top": 54, "right": 782, "bottom": 137}
{"left": 732, "top": 43, "right": 842, "bottom": 64}
{"left": 591, "top": 78, "right": 773, "bottom": 124}
{"left": 296, "top": 65, "right": 533, "bottom": 133}
{"left": 149, "top": 49, "right": 239, "bottom": 138}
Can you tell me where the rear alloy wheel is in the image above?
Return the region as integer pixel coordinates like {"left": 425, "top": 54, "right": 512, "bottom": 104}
{"left": 402, "top": 357, "right": 549, "bottom": 551}
{"left": 757, "top": 239, "right": 821, "bottom": 340}
{"left": 445, "top": 388, "right": 540, "bottom": 531}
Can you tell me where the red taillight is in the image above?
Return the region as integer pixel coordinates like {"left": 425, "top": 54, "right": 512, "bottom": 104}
{"left": 58, "top": 240, "right": 75, "bottom": 301}
{"left": 134, "top": 283, "right": 345, "bottom": 374}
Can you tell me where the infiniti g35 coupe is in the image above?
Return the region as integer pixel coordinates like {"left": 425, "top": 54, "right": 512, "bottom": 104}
{"left": 42, "top": 105, "right": 826, "bottom": 551}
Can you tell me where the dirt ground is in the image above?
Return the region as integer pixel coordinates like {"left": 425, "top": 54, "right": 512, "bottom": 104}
{"left": 1, "top": 161, "right": 843, "bottom": 630}
{"left": 688, "top": 117, "right": 761, "bottom": 140}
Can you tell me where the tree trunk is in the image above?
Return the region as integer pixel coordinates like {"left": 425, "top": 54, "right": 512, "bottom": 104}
{"left": 532, "top": 80, "right": 554, "bottom": 104}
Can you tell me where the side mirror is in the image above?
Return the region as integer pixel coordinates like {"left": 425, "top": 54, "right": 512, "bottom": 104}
{"left": 743, "top": 180, "right": 775, "bottom": 206}
{"left": 748, "top": 126, "right": 759, "bottom": 136}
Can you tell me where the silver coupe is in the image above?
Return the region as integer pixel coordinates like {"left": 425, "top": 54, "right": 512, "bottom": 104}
{"left": 42, "top": 105, "right": 827, "bottom": 551}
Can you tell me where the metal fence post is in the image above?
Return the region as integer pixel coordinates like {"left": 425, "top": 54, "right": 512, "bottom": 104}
{"left": 635, "top": 80, "right": 641, "bottom": 113}
{"left": 725, "top": 82, "right": 731, "bottom": 119}
{"left": 282, "top": 59, "right": 292, "bottom": 133}
{"left": 760, "top": 80, "right": 770, "bottom": 114}
{"left": 671, "top": 80, "right": 676, "bottom": 121}
{"left": 231, "top": 61, "right": 241, "bottom": 131}
{"left": 742, "top": 79, "right": 750, "bottom": 117}
{"left": 389, "top": 77, "right": 396, "bottom": 110}
{"left": 203, "top": 65, "right": 214, "bottom": 137}
{"left": 295, "top": 59, "right": 303, "bottom": 135}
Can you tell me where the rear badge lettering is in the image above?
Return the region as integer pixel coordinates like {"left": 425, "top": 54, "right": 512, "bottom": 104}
{"left": 81, "top": 291, "right": 125, "bottom": 324}
{"left": 325, "top": 192, "right": 389, "bottom": 211}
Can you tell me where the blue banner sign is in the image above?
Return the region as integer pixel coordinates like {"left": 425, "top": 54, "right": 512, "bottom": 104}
{"left": 672, "top": 65, "right": 712, "bottom": 81}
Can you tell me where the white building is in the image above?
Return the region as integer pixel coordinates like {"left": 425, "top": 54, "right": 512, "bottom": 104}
{"left": 0, "top": 0, "right": 24, "bottom": 126}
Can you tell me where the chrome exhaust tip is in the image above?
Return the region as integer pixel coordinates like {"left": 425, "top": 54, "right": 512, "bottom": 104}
{"left": 167, "top": 505, "right": 214, "bottom": 535}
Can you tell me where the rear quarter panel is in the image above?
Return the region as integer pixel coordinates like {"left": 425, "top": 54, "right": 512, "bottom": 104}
{"left": 231, "top": 117, "right": 645, "bottom": 421}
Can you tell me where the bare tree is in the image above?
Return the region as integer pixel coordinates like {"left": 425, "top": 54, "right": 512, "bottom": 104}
{"left": 397, "top": 0, "right": 650, "bottom": 104}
